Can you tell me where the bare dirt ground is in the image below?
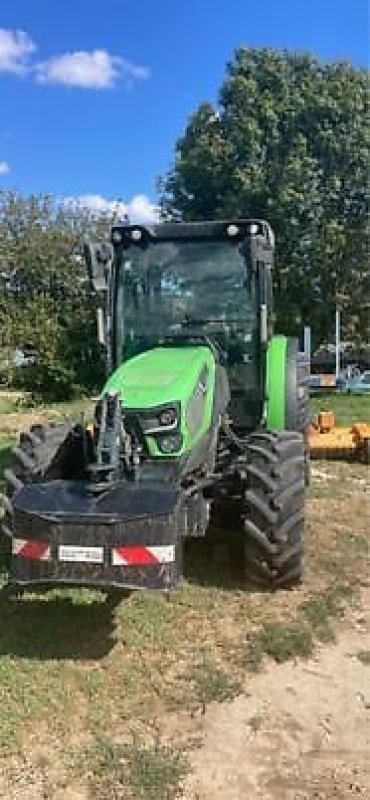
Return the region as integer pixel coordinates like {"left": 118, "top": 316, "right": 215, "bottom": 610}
{"left": 183, "top": 587, "right": 370, "bottom": 800}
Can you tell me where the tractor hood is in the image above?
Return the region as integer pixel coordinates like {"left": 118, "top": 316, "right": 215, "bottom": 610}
{"left": 103, "top": 346, "right": 215, "bottom": 409}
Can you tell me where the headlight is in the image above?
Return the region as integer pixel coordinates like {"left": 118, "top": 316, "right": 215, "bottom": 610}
{"left": 141, "top": 405, "right": 179, "bottom": 434}
{"left": 157, "top": 433, "right": 182, "bottom": 454}
{"left": 158, "top": 407, "right": 177, "bottom": 427}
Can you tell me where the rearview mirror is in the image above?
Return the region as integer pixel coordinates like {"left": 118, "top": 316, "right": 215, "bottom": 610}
{"left": 84, "top": 242, "right": 114, "bottom": 294}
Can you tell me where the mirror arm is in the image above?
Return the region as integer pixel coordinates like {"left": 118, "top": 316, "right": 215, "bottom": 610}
{"left": 84, "top": 242, "right": 114, "bottom": 293}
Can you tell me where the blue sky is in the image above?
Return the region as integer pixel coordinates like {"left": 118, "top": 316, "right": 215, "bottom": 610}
{"left": 0, "top": 0, "right": 368, "bottom": 219}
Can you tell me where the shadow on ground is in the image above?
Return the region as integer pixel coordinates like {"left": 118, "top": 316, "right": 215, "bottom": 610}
{"left": 0, "top": 585, "right": 122, "bottom": 660}
{"left": 0, "top": 523, "right": 248, "bottom": 662}
{"left": 184, "top": 525, "right": 247, "bottom": 591}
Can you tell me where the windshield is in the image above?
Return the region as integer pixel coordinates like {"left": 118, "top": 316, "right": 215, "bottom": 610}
{"left": 114, "top": 240, "right": 257, "bottom": 364}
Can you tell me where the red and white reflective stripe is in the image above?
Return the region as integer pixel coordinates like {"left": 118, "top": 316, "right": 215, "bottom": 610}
{"left": 12, "top": 537, "right": 50, "bottom": 561}
{"left": 112, "top": 545, "right": 175, "bottom": 566}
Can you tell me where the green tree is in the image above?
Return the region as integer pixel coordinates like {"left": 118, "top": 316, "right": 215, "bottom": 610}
{"left": 161, "top": 49, "right": 369, "bottom": 345}
{"left": 0, "top": 191, "right": 108, "bottom": 399}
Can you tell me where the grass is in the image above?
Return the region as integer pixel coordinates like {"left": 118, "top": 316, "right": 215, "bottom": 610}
{"left": 336, "top": 529, "right": 369, "bottom": 556}
{"left": 190, "top": 654, "right": 241, "bottom": 704}
{"left": 0, "top": 397, "right": 20, "bottom": 414}
{"left": 245, "top": 580, "right": 357, "bottom": 669}
{"left": 0, "top": 391, "right": 94, "bottom": 418}
{"left": 356, "top": 650, "right": 370, "bottom": 666}
{"left": 248, "top": 714, "right": 263, "bottom": 734}
{"left": 245, "top": 620, "right": 314, "bottom": 669}
{"left": 0, "top": 394, "right": 368, "bottom": 797}
{"left": 86, "top": 734, "right": 187, "bottom": 800}
{"left": 300, "top": 582, "right": 355, "bottom": 643}
{"left": 309, "top": 391, "right": 370, "bottom": 425}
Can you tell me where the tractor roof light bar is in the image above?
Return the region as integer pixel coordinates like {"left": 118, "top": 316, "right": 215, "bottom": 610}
{"left": 110, "top": 219, "right": 275, "bottom": 248}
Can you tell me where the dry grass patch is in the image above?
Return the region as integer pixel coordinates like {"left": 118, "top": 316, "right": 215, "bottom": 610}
{"left": 84, "top": 734, "right": 187, "bottom": 800}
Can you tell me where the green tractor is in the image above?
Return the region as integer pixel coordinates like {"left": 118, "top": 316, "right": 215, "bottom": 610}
{"left": 1, "top": 219, "right": 309, "bottom": 593}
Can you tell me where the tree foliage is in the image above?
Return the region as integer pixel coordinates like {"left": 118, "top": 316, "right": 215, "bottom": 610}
{"left": 0, "top": 191, "right": 108, "bottom": 399}
{"left": 161, "top": 49, "right": 369, "bottom": 345}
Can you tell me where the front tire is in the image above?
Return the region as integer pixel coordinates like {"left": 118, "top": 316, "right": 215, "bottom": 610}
{"left": 0, "top": 423, "right": 85, "bottom": 557}
{"left": 243, "top": 430, "right": 305, "bottom": 589}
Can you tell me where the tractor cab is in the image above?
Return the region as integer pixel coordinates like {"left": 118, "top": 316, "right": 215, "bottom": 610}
{"left": 87, "top": 220, "right": 275, "bottom": 432}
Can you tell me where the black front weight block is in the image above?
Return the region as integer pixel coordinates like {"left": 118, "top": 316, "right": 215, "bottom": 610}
{"left": 10, "top": 480, "right": 184, "bottom": 592}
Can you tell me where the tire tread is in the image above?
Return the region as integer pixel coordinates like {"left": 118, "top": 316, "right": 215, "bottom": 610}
{"left": 243, "top": 430, "right": 305, "bottom": 589}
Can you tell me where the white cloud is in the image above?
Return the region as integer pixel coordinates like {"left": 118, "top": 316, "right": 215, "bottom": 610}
{"left": 63, "top": 194, "right": 159, "bottom": 223}
{"left": 0, "top": 160, "right": 10, "bottom": 175}
{"left": 36, "top": 49, "right": 150, "bottom": 89}
{"left": 125, "top": 194, "right": 160, "bottom": 223}
{"left": 0, "top": 28, "right": 36, "bottom": 74}
{"left": 0, "top": 29, "right": 149, "bottom": 90}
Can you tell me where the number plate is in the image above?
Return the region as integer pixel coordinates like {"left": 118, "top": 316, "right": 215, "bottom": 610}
{"left": 58, "top": 545, "right": 104, "bottom": 564}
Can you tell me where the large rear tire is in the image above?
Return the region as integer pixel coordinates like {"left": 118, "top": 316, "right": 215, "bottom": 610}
{"left": 243, "top": 430, "right": 305, "bottom": 589}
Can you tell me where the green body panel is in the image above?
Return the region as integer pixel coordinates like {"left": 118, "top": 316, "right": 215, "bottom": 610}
{"left": 103, "top": 346, "right": 216, "bottom": 457}
{"left": 266, "top": 335, "right": 288, "bottom": 431}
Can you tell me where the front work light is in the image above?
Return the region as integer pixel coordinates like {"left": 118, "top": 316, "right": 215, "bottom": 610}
{"left": 158, "top": 434, "right": 182, "bottom": 454}
{"left": 226, "top": 224, "right": 239, "bottom": 237}
{"left": 131, "top": 229, "right": 142, "bottom": 241}
{"left": 112, "top": 229, "right": 123, "bottom": 244}
{"left": 246, "top": 222, "right": 259, "bottom": 235}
